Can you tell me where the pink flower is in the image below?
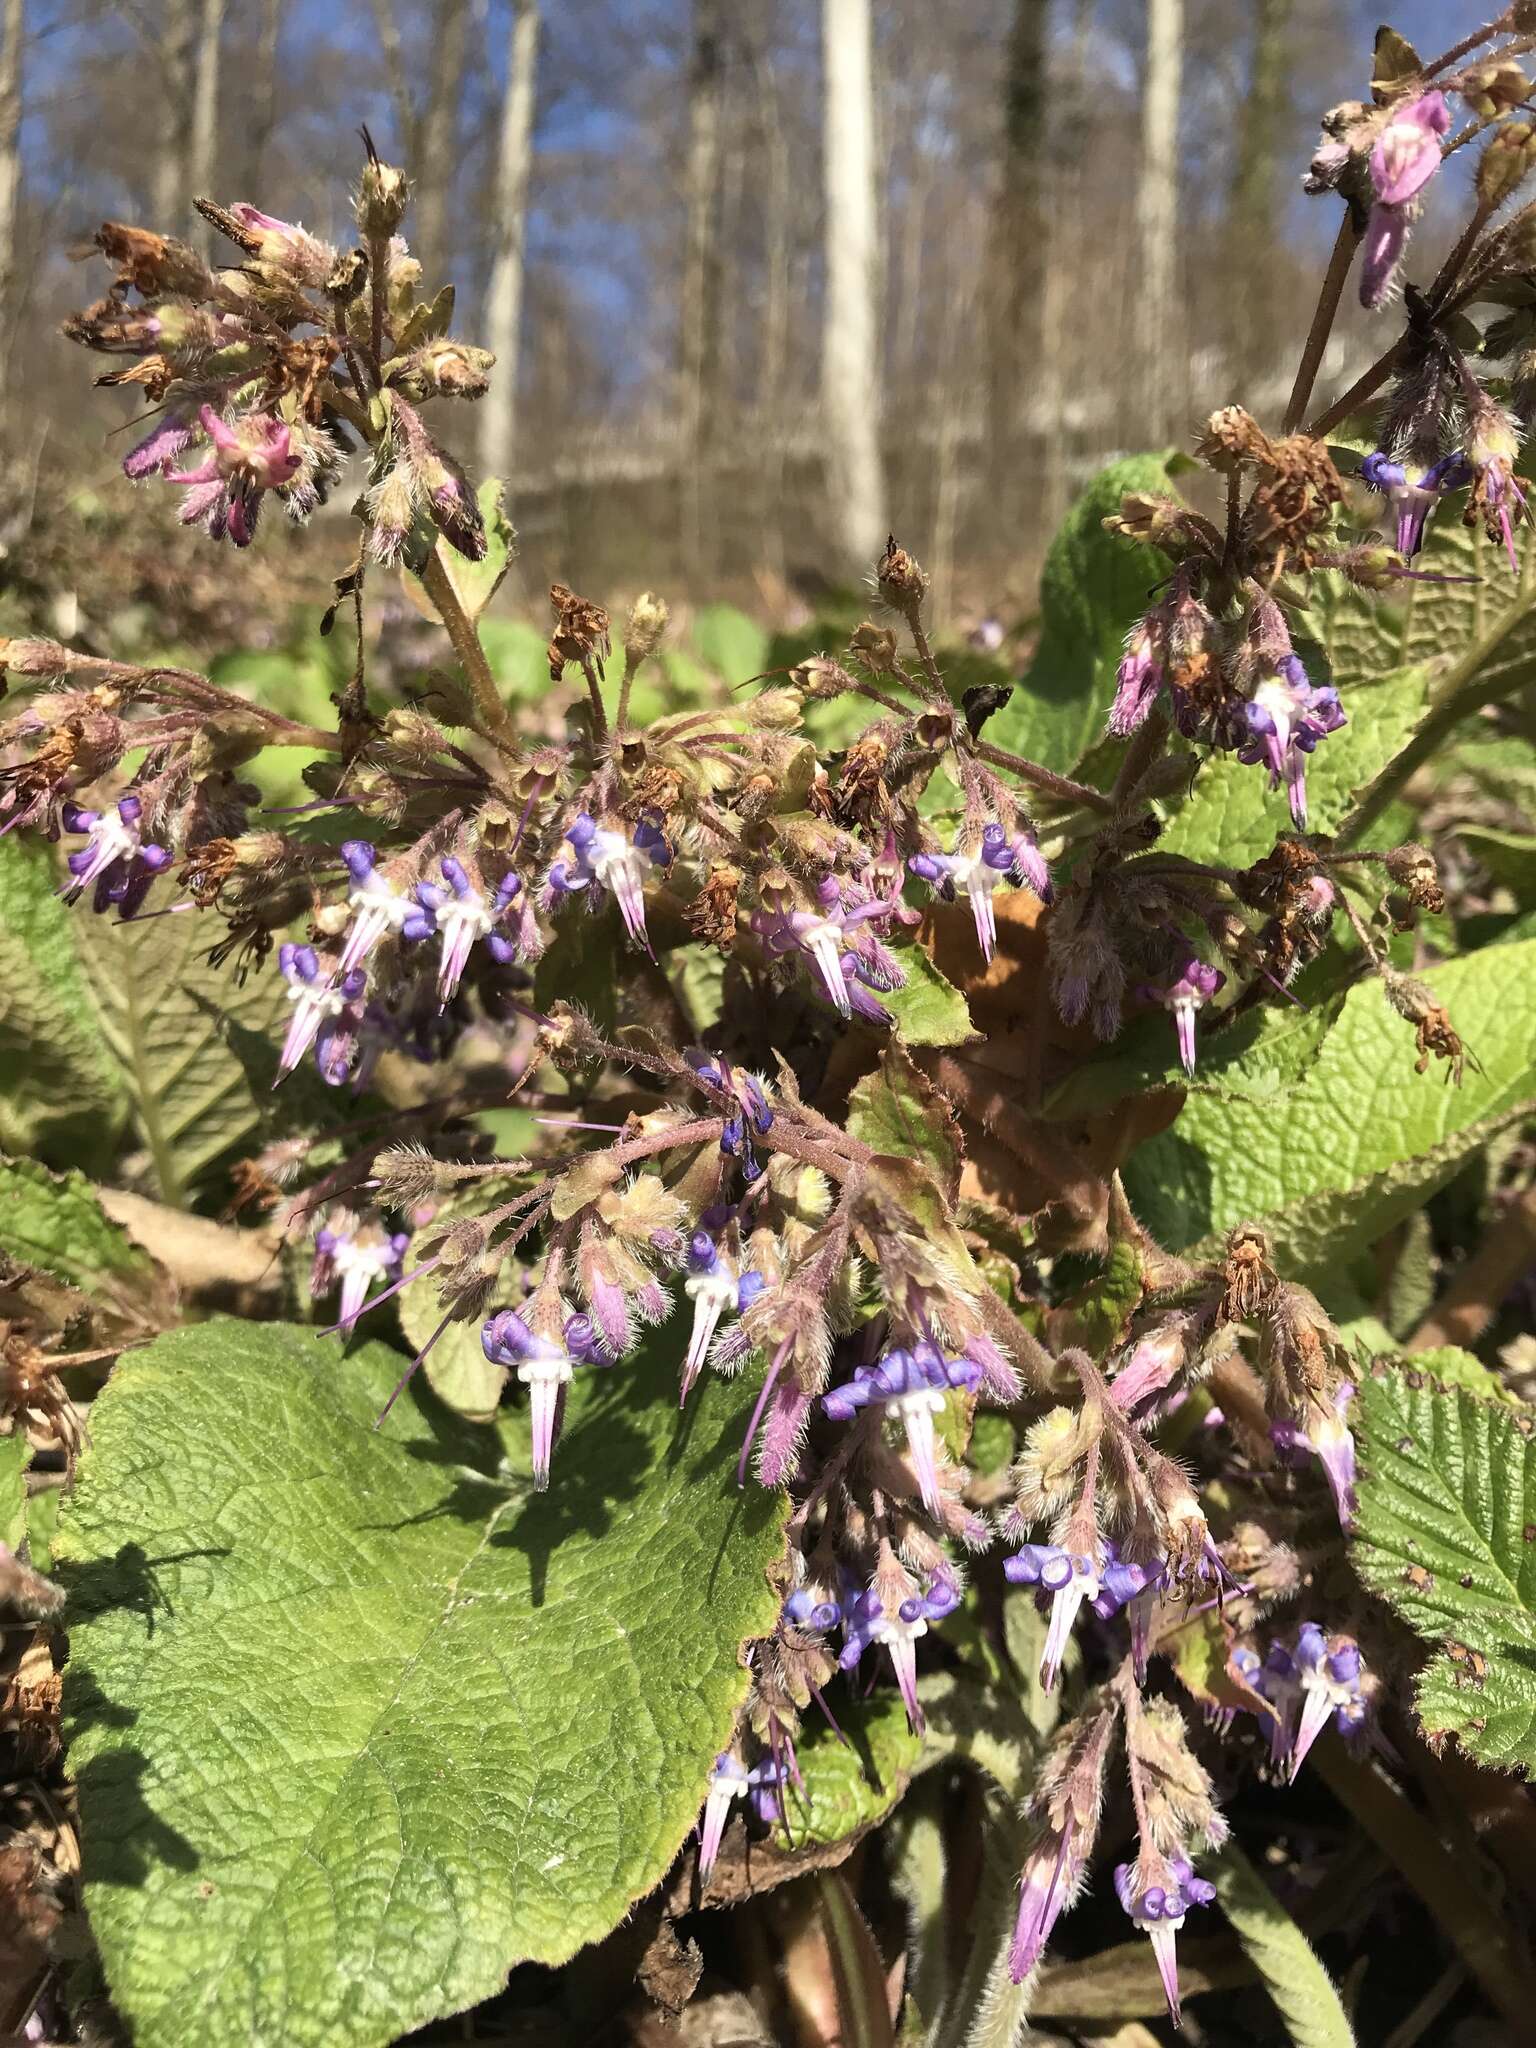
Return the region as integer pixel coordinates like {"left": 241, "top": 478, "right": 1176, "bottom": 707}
{"left": 1370, "top": 92, "right": 1450, "bottom": 207}
{"left": 166, "top": 406, "right": 302, "bottom": 546}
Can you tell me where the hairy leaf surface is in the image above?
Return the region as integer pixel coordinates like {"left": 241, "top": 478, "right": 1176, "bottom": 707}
{"left": 74, "top": 906, "right": 308, "bottom": 1206}
{"left": 0, "top": 838, "right": 126, "bottom": 1167}
{"left": 58, "top": 1319, "right": 787, "bottom": 2048}
{"left": 1353, "top": 1367, "right": 1536, "bottom": 1773}
{"left": 1122, "top": 940, "right": 1536, "bottom": 1274}
{"left": 986, "top": 453, "right": 1175, "bottom": 773}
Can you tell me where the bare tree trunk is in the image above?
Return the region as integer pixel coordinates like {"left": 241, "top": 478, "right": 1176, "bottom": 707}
{"left": 821, "top": 0, "right": 885, "bottom": 581}
{"left": 368, "top": 0, "right": 416, "bottom": 156}
{"left": 1134, "top": 0, "right": 1185, "bottom": 443}
{"left": 153, "top": 0, "right": 196, "bottom": 226}
{"left": 984, "top": 0, "right": 1049, "bottom": 531}
{"left": 186, "top": 0, "right": 225, "bottom": 253}
{"left": 247, "top": 0, "right": 285, "bottom": 191}
{"left": 750, "top": 35, "right": 790, "bottom": 588}
{"left": 679, "top": 0, "right": 723, "bottom": 579}
{"left": 1227, "top": 0, "right": 1294, "bottom": 389}
{"left": 0, "top": 0, "right": 24, "bottom": 406}
{"left": 479, "top": 0, "right": 540, "bottom": 488}
{"left": 413, "top": 0, "right": 471, "bottom": 276}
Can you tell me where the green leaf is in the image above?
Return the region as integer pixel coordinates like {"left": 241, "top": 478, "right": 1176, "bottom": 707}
{"left": 692, "top": 603, "right": 769, "bottom": 685}
{"left": 789, "top": 1693, "right": 924, "bottom": 1849}
{"left": 0, "top": 1158, "right": 160, "bottom": 1302}
{"left": 1156, "top": 665, "right": 1431, "bottom": 870}
{"left": 1406, "top": 1344, "right": 1520, "bottom": 1404}
{"left": 1208, "top": 1841, "right": 1355, "bottom": 2048}
{"left": 73, "top": 904, "right": 293, "bottom": 1205}
{"left": 0, "top": 1433, "right": 31, "bottom": 1553}
{"left": 884, "top": 946, "right": 976, "bottom": 1048}
{"left": 0, "top": 838, "right": 127, "bottom": 1167}
{"left": 57, "top": 1318, "right": 787, "bottom": 2048}
{"left": 1122, "top": 940, "right": 1536, "bottom": 1276}
{"left": 1352, "top": 1366, "right": 1536, "bottom": 1772}
{"left": 848, "top": 1042, "right": 960, "bottom": 1189}
{"left": 414, "top": 480, "right": 515, "bottom": 623}
{"left": 985, "top": 453, "right": 1176, "bottom": 773}
{"left": 398, "top": 1283, "right": 506, "bottom": 1424}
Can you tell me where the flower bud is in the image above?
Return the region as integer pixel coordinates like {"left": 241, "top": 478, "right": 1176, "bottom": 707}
{"left": 624, "top": 590, "right": 671, "bottom": 665}
{"left": 1464, "top": 61, "right": 1530, "bottom": 119}
{"left": 1478, "top": 122, "right": 1536, "bottom": 210}
{"left": 392, "top": 339, "right": 496, "bottom": 401}
{"left": 356, "top": 153, "right": 410, "bottom": 238}
{"left": 876, "top": 536, "right": 928, "bottom": 611}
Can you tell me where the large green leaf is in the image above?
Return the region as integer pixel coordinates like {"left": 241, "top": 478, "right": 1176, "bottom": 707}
{"left": 1352, "top": 1367, "right": 1536, "bottom": 1774}
{"left": 1122, "top": 939, "right": 1536, "bottom": 1275}
{"left": 1156, "top": 665, "right": 1431, "bottom": 870}
{"left": 0, "top": 1158, "right": 160, "bottom": 1306}
{"left": 73, "top": 905, "right": 290, "bottom": 1206}
{"left": 57, "top": 1319, "right": 787, "bottom": 2048}
{"left": 0, "top": 838, "right": 126, "bottom": 1167}
{"left": 985, "top": 453, "right": 1176, "bottom": 773}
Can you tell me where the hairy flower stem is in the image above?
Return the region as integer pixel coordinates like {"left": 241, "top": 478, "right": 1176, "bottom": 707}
{"left": 972, "top": 739, "right": 1116, "bottom": 814}
{"left": 1283, "top": 213, "right": 1361, "bottom": 436}
{"left": 418, "top": 545, "right": 521, "bottom": 755}
{"left": 1308, "top": 339, "right": 1408, "bottom": 440}
{"left": 579, "top": 655, "right": 610, "bottom": 744}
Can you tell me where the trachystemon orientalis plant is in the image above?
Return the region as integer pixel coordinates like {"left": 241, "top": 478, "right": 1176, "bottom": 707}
{"left": 6, "top": 14, "right": 1536, "bottom": 2045}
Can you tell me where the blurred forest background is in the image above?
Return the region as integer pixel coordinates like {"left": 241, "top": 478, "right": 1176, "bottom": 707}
{"left": 0, "top": 0, "right": 1493, "bottom": 646}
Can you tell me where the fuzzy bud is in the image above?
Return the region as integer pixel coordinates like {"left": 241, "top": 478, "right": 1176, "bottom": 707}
{"left": 1478, "top": 122, "right": 1536, "bottom": 210}
{"left": 393, "top": 340, "right": 496, "bottom": 401}
{"left": 356, "top": 154, "right": 410, "bottom": 238}
{"left": 624, "top": 591, "right": 671, "bottom": 666}
{"left": 1464, "top": 61, "right": 1530, "bottom": 119}
{"left": 876, "top": 536, "right": 929, "bottom": 612}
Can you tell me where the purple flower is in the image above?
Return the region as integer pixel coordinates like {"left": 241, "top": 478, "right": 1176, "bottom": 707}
{"left": 1360, "top": 449, "right": 1470, "bottom": 559}
{"left": 697, "top": 1752, "right": 750, "bottom": 1882}
{"left": 547, "top": 812, "right": 669, "bottom": 953}
{"left": 1238, "top": 655, "right": 1346, "bottom": 829}
{"left": 1466, "top": 406, "right": 1529, "bottom": 574}
{"left": 1246, "top": 1623, "right": 1367, "bottom": 1781}
{"left": 408, "top": 857, "right": 524, "bottom": 1006}
{"left": 752, "top": 874, "right": 904, "bottom": 1021}
{"left": 165, "top": 404, "right": 303, "bottom": 545}
{"left": 123, "top": 408, "right": 198, "bottom": 480}
{"left": 907, "top": 822, "right": 1050, "bottom": 964}
{"left": 1091, "top": 1541, "right": 1167, "bottom": 1683}
{"left": 783, "top": 1585, "right": 842, "bottom": 1632}
{"left": 679, "top": 1233, "right": 763, "bottom": 1404}
{"left": 1143, "top": 956, "right": 1225, "bottom": 1076}
{"left": 60, "top": 796, "right": 171, "bottom": 917}
{"left": 312, "top": 1210, "right": 410, "bottom": 1334}
{"left": 1272, "top": 1382, "right": 1357, "bottom": 1527}
{"left": 338, "top": 841, "right": 414, "bottom": 975}
{"left": 839, "top": 1568, "right": 959, "bottom": 1732}
{"left": 822, "top": 1343, "right": 981, "bottom": 1516}
{"left": 1110, "top": 616, "right": 1166, "bottom": 736}
{"left": 1114, "top": 1854, "right": 1215, "bottom": 2027}
{"left": 482, "top": 1309, "right": 577, "bottom": 1489}
{"left": 1359, "top": 93, "right": 1449, "bottom": 310}
{"left": 1004, "top": 1542, "right": 1100, "bottom": 1691}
